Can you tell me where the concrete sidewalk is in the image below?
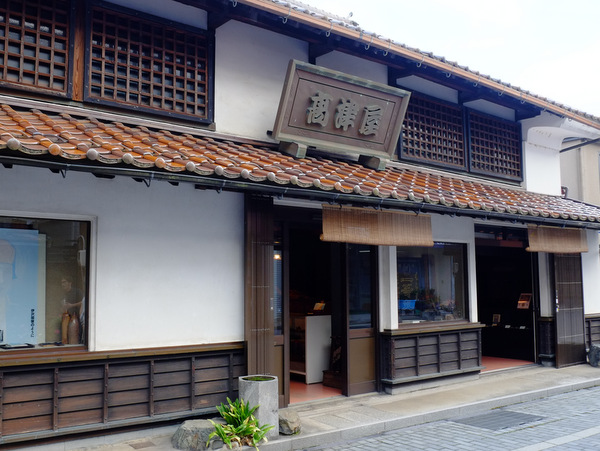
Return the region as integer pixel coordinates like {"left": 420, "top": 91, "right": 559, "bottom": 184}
{"left": 27, "top": 364, "right": 600, "bottom": 451}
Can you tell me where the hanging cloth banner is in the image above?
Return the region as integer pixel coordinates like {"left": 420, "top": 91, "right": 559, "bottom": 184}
{"left": 321, "top": 204, "right": 434, "bottom": 247}
{"left": 526, "top": 225, "right": 588, "bottom": 253}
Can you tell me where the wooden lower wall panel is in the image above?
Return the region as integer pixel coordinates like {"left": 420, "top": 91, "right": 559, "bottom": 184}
{"left": 60, "top": 393, "right": 104, "bottom": 412}
{"left": 194, "top": 392, "right": 228, "bottom": 410}
{"left": 108, "top": 403, "right": 150, "bottom": 422}
{"left": 3, "top": 415, "right": 53, "bottom": 436}
{"left": 383, "top": 327, "right": 482, "bottom": 386}
{"left": 108, "top": 388, "right": 149, "bottom": 406}
{"left": 58, "top": 409, "right": 104, "bottom": 428}
{"left": 154, "top": 384, "right": 190, "bottom": 402}
{"left": 3, "top": 384, "right": 53, "bottom": 404}
{"left": 0, "top": 347, "right": 245, "bottom": 444}
{"left": 154, "top": 397, "right": 191, "bottom": 415}
{"left": 3, "top": 399, "right": 54, "bottom": 420}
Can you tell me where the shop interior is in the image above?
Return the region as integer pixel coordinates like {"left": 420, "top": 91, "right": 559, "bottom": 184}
{"left": 475, "top": 225, "right": 536, "bottom": 367}
{"left": 288, "top": 226, "right": 343, "bottom": 403}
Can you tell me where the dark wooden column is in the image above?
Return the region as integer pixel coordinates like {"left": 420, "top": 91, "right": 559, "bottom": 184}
{"left": 244, "top": 195, "right": 274, "bottom": 375}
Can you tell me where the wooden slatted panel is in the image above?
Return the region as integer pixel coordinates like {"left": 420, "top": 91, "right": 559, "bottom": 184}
{"left": 0, "top": 347, "right": 245, "bottom": 445}
{"left": 384, "top": 328, "right": 482, "bottom": 387}
{"left": 194, "top": 355, "right": 230, "bottom": 410}
{"left": 460, "top": 331, "right": 481, "bottom": 368}
{"left": 107, "top": 362, "right": 150, "bottom": 422}
{"left": 2, "top": 370, "right": 54, "bottom": 435}
{"left": 393, "top": 337, "right": 417, "bottom": 378}
{"left": 586, "top": 316, "right": 600, "bottom": 348}
{"left": 57, "top": 366, "right": 104, "bottom": 428}
{"left": 154, "top": 359, "right": 192, "bottom": 415}
{"left": 440, "top": 333, "right": 460, "bottom": 372}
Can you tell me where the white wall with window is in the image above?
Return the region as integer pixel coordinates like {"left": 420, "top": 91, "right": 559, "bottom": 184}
{"left": 0, "top": 164, "right": 245, "bottom": 352}
{"left": 379, "top": 214, "right": 476, "bottom": 330}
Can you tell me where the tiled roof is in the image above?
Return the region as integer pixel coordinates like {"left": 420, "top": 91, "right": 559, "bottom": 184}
{"left": 244, "top": 0, "right": 600, "bottom": 128}
{"left": 1, "top": 104, "right": 600, "bottom": 226}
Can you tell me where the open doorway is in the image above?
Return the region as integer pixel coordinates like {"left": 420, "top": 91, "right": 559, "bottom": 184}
{"left": 288, "top": 225, "right": 343, "bottom": 403}
{"left": 274, "top": 206, "right": 378, "bottom": 405}
{"left": 475, "top": 225, "right": 537, "bottom": 371}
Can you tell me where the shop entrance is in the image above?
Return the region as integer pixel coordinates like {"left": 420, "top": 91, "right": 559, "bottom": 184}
{"left": 475, "top": 226, "right": 537, "bottom": 367}
{"left": 274, "top": 207, "right": 377, "bottom": 405}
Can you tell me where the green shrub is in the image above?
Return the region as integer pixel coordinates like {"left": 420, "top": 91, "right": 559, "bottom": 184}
{"left": 207, "top": 397, "right": 274, "bottom": 450}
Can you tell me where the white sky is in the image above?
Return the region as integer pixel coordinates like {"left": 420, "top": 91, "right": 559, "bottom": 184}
{"left": 315, "top": 0, "right": 600, "bottom": 116}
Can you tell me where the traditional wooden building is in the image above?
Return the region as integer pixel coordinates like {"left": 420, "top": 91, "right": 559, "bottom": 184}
{"left": 1, "top": 0, "right": 600, "bottom": 445}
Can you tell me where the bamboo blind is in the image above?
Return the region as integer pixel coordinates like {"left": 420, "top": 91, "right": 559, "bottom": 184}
{"left": 322, "top": 205, "right": 434, "bottom": 247}
{"left": 526, "top": 225, "right": 588, "bottom": 253}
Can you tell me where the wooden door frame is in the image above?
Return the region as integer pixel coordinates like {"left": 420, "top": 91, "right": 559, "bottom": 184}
{"left": 343, "top": 243, "right": 379, "bottom": 396}
{"left": 553, "top": 253, "right": 586, "bottom": 367}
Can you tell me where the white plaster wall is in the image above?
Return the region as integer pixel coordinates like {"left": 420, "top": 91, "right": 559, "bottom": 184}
{"left": 582, "top": 230, "right": 600, "bottom": 314}
{"left": 0, "top": 165, "right": 245, "bottom": 351}
{"left": 522, "top": 113, "right": 600, "bottom": 196}
{"left": 559, "top": 146, "right": 582, "bottom": 200}
{"left": 316, "top": 51, "right": 387, "bottom": 83}
{"left": 463, "top": 99, "right": 515, "bottom": 121}
{"left": 561, "top": 143, "right": 600, "bottom": 206}
{"left": 580, "top": 145, "right": 600, "bottom": 205}
{"left": 214, "top": 21, "right": 307, "bottom": 140}
{"left": 104, "top": 0, "right": 208, "bottom": 29}
{"left": 396, "top": 75, "right": 458, "bottom": 104}
{"left": 214, "top": 23, "right": 391, "bottom": 141}
{"left": 523, "top": 140, "right": 562, "bottom": 196}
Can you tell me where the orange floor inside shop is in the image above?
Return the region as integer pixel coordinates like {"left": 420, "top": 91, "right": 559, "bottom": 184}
{"left": 289, "top": 356, "right": 534, "bottom": 404}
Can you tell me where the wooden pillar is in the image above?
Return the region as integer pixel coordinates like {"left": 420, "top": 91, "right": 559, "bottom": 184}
{"left": 244, "top": 195, "right": 274, "bottom": 375}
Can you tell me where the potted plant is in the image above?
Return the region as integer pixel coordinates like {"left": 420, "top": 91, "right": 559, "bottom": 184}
{"left": 238, "top": 375, "right": 279, "bottom": 441}
{"left": 207, "top": 397, "right": 274, "bottom": 450}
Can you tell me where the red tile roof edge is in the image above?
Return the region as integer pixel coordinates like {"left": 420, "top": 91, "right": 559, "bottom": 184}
{"left": 1, "top": 103, "right": 600, "bottom": 227}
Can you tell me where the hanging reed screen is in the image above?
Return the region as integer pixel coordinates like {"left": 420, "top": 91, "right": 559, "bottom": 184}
{"left": 322, "top": 204, "right": 434, "bottom": 247}
{"left": 0, "top": 0, "right": 70, "bottom": 94}
{"left": 526, "top": 225, "right": 588, "bottom": 254}
{"left": 87, "top": 6, "right": 210, "bottom": 120}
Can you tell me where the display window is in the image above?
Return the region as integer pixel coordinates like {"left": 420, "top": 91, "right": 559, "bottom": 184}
{"left": 0, "top": 216, "right": 90, "bottom": 349}
{"left": 397, "top": 242, "right": 466, "bottom": 323}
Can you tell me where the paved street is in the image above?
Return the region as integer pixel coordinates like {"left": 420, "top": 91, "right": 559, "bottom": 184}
{"left": 302, "top": 385, "right": 600, "bottom": 450}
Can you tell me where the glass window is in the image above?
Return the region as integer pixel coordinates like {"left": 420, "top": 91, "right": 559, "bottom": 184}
{"left": 348, "top": 244, "right": 373, "bottom": 329}
{"left": 397, "top": 242, "right": 466, "bottom": 323}
{"left": 273, "top": 249, "right": 282, "bottom": 336}
{"left": 0, "top": 216, "right": 89, "bottom": 349}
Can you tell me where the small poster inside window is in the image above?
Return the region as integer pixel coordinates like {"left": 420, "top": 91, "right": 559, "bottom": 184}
{"left": 517, "top": 293, "right": 532, "bottom": 309}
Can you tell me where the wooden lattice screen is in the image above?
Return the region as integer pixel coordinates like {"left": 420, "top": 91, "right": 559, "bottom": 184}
{"left": 0, "top": 0, "right": 70, "bottom": 94}
{"left": 401, "top": 95, "right": 465, "bottom": 169}
{"left": 468, "top": 110, "right": 522, "bottom": 180}
{"left": 87, "top": 6, "right": 210, "bottom": 120}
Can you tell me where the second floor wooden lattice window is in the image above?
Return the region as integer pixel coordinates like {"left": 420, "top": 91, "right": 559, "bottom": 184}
{"left": 400, "top": 93, "right": 523, "bottom": 181}
{"left": 87, "top": 6, "right": 210, "bottom": 121}
{"left": 401, "top": 95, "right": 466, "bottom": 170}
{"left": 0, "top": 0, "right": 71, "bottom": 95}
{"left": 468, "top": 110, "right": 521, "bottom": 180}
